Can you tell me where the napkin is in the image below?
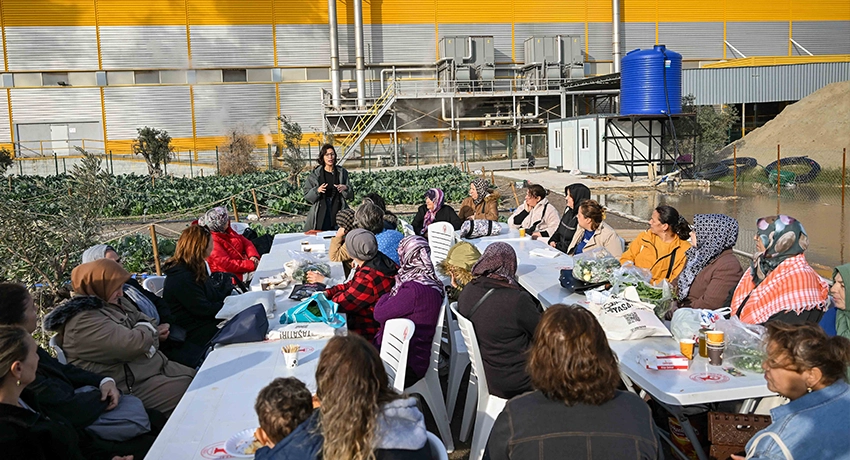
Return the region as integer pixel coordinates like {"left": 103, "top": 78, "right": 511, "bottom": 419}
{"left": 529, "top": 247, "right": 561, "bottom": 258}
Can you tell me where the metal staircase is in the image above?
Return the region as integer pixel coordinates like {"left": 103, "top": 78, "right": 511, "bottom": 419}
{"left": 337, "top": 83, "right": 397, "bottom": 163}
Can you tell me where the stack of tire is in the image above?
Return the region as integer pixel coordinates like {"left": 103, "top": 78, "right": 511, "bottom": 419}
{"left": 688, "top": 157, "right": 758, "bottom": 180}
{"left": 763, "top": 156, "right": 822, "bottom": 186}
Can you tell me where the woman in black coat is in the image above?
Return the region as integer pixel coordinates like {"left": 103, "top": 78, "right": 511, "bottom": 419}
{"left": 411, "top": 188, "right": 462, "bottom": 236}
{"left": 303, "top": 144, "right": 353, "bottom": 231}
{"left": 548, "top": 183, "right": 591, "bottom": 253}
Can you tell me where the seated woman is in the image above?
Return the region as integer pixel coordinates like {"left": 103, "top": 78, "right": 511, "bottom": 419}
{"left": 438, "top": 241, "right": 482, "bottom": 301}
{"left": 826, "top": 264, "right": 849, "bottom": 338}
{"left": 457, "top": 242, "right": 542, "bottom": 399}
{"left": 356, "top": 198, "right": 404, "bottom": 265}
{"left": 200, "top": 207, "right": 260, "bottom": 278}
{"left": 676, "top": 214, "right": 744, "bottom": 311}
{"left": 487, "top": 305, "right": 660, "bottom": 460}
{"left": 458, "top": 178, "right": 500, "bottom": 221}
{"left": 620, "top": 205, "right": 691, "bottom": 283}
{"left": 82, "top": 244, "right": 162, "bottom": 323}
{"left": 374, "top": 236, "right": 444, "bottom": 387}
{"left": 411, "top": 188, "right": 462, "bottom": 236}
{"left": 324, "top": 229, "right": 397, "bottom": 341}
{"left": 732, "top": 322, "right": 850, "bottom": 460}
{"left": 508, "top": 184, "right": 560, "bottom": 239}
{"left": 0, "top": 283, "right": 163, "bottom": 460}
{"left": 162, "top": 225, "right": 231, "bottom": 352}
{"left": 275, "top": 335, "right": 432, "bottom": 459}
{"left": 731, "top": 215, "right": 829, "bottom": 325}
{"left": 328, "top": 208, "right": 355, "bottom": 276}
{"left": 567, "top": 200, "right": 623, "bottom": 258}
{"left": 43, "top": 259, "right": 195, "bottom": 416}
{"left": 548, "top": 183, "right": 590, "bottom": 253}
{"left": 364, "top": 192, "right": 399, "bottom": 231}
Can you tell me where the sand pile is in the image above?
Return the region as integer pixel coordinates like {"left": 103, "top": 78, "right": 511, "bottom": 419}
{"left": 719, "top": 80, "right": 850, "bottom": 168}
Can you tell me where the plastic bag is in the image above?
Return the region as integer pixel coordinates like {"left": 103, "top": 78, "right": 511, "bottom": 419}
{"left": 216, "top": 290, "right": 276, "bottom": 320}
{"left": 611, "top": 263, "right": 674, "bottom": 318}
{"left": 285, "top": 250, "right": 332, "bottom": 283}
{"left": 572, "top": 247, "right": 620, "bottom": 283}
{"left": 714, "top": 316, "right": 767, "bottom": 373}
{"left": 670, "top": 308, "right": 726, "bottom": 341}
{"left": 280, "top": 292, "right": 346, "bottom": 329}
{"left": 610, "top": 262, "right": 652, "bottom": 293}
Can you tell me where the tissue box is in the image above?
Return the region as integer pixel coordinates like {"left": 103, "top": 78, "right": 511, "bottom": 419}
{"left": 639, "top": 350, "right": 689, "bottom": 370}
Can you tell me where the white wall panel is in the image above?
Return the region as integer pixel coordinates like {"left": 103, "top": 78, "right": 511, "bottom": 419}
{"left": 0, "top": 97, "right": 10, "bottom": 144}
{"left": 659, "top": 22, "right": 723, "bottom": 59}
{"left": 278, "top": 82, "right": 329, "bottom": 132}
{"left": 587, "top": 22, "right": 613, "bottom": 61}
{"left": 621, "top": 22, "right": 656, "bottom": 54}
{"left": 726, "top": 22, "right": 788, "bottom": 57}
{"left": 437, "top": 23, "right": 513, "bottom": 62}
{"left": 190, "top": 25, "right": 274, "bottom": 68}
{"left": 277, "top": 24, "right": 331, "bottom": 66}
{"left": 104, "top": 86, "right": 193, "bottom": 140}
{"left": 792, "top": 21, "right": 850, "bottom": 56}
{"left": 11, "top": 88, "right": 101, "bottom": 124}
{"left": 5, "top": 27, "right": 98, "bottom": 71}
{"left": 336, "top": 24, "right": 437, "bottom": 64}
{"left": 513, "top": 23, "right": 585, "bottom": 63}
{"left": 193, "top": 84, "right": 277, "bottom": 137}
{"left": 100, "top": 26, "right": 189, "bottom": 69}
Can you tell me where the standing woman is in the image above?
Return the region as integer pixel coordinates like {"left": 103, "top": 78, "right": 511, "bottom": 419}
{"left": 620, "top": 205, "right": 691, "bottom": 284}
{"left": 303, "top": 144, "right": 353, "bottom": 231}
{"left": 411, "top": 188, "right": 462, "bottom": 236}
{"left": 549, "top": 183, "right": 591, "bottom": 253}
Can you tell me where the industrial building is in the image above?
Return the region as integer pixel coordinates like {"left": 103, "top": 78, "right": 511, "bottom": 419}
{"left": 1, "top": 0, "right": 848, "bottom": 169}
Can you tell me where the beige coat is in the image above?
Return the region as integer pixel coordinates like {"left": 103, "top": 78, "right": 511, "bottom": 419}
{"left": 508, "top": 197, "right": 561, "bottom": 236}
{"left": 567, "top": 222, "right": 624, "bottom": 258}
{"left": 46, "top": 296, "right": 195, "bottom": 415}
{"left": 458, "top": 192, "right": 501, "bottom": 221}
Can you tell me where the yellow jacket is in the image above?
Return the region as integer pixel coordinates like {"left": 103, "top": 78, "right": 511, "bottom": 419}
{"left": 620, "top": 230, "right": 691, "bottom": 283}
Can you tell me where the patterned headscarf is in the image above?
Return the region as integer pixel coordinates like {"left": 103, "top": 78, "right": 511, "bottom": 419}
{"left": 833, "top": 264, "right": 850, "bottom": 339}
{"left": 201, "top": 206, "right": 230, "bottom": 233}
{"left": 71, "top": 259, "right": 131, "bottom": 303}
{"left": 81, "top": 244, "right": 116, "bottom": 264}
{"left": 392, "top": 236, "right": 444, "bottom": 296}
{"left": 471, "top": 242, "right": 518, "bottom": 286}
{"left": 471, "top": 179, "right": 489, "bottom": 205}
{"left": 752, "top": 215, "right": 808, "bottom": 285}
{"left": 677, "top": 214, "right": 739, "bottom": 300}
{"left": 335, "top": 208, "right": 356, "bottom": 233}
{"left": 421, "top": 188, "right": 445, "bottom": 234}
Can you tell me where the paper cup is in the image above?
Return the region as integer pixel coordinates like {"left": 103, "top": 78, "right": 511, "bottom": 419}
{"left": 706, "top": 330, "right": 725, "bottom": 345}
{"left": 707, "top": 344, "right": 724, "bottom": 366}
{"left": 679, "top": 339, "right": 696, "bottom": 360}
{"left": 282, "top": 344, "right": 299, "bottom": 368}
{"left": 519, "top": 228, "right": 526, "bottom": 238}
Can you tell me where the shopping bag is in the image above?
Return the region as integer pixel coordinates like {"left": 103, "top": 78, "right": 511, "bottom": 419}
{"left": 596, "top": 286, "right": 671, "bottom": 340}
{"left": 280, "top": 292, "right": 346, "bottom": 329}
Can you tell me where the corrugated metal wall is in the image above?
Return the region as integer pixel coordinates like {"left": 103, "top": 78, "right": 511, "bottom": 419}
{"left": 437, "top": 23, "right": 513, "bottom": 63}
{"left": 100, "top": 26, "right": 190, "bottom": 69}
{"left": 278, "top": 82, "right": 329, "bottom": 132}
{"left": 277, "top": 24, "right": 330, "bottom": 66}
{"left": 10, "top": 88, "right": 102, "bottom": 123}
{"left": 658, "top": 22, "right": 723, "bottom": 59}
{"left": 726, "top": 22, "right": 789, "bottom": 57}
{"left": 104, "top": 86, "right": 193, "bottom": 139}
{"left": 793, "top": 21, "right": 850, "bottom": 55}
{"left": 683, "top": 62, "right": 850, "bottom": 105}
{"left": 5, "top": 27, "right": 98, "bottom": 71}
{"left": 336, "top": 24, "right": 436, "bottom": 64}
{"left": 189, "top": 25, "right": 274, "bottom": 68}
{"left": 0, "top": 100, "right": 10, "bottom": 144}
{"left": 192, "top": 84, "right": 278, "bottom": 138}
{"left": 587, "top": 22, "right": 612, "bottom": 61}
{"left": 513, "top": 23, "right": 585, "bottom": 63}
{"left": 621, "top": 23, "right": 656, "bottom": 53}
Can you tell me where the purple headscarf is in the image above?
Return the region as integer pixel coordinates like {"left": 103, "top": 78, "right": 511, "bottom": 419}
{"left": 392, "top": 236, "right": 444, "bottom": 296}
{"left": 471, "top": 242, "right": 518, "bottom": 286}
{"left": 421, "top": 188, "right": 445, "bottom": 235}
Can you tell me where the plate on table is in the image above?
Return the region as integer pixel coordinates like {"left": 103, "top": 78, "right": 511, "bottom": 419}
{"left": 225, "top": 428, "right": 262, "bottom": 458}
{"left": 572, "top": 278, "right": 610, "bottom": 292}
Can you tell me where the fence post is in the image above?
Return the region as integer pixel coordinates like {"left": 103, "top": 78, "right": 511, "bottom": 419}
{"left": 481, "top": 166, "right": 486, "bottom": 179}
{"left": 415, "top": 138, "right": 419, "bottom": 170}
{"left": 189, "top": 150, "right": 194, "bottom": 178}
{"left": 215, "top": 146, "right": 220, "bottom": 174}
{"left": 53, "top": 151, "right": 59, "bottom": 175}
{"left": 149, "top": 225, "right": 162, "bottom": 276}
{"left": 776, "top": 144, "right": 781, "bottom": 214}
{"left": 251, "top": 189, "right": 261, "bottom": 217}
{"left": 843, "top": 147, "right": 846, "bottom": 208}
{"left": 267, "top": 144, "right": 272, "bottom": 170}
{"left": 231, "top": 196, "right": 240, "bottom": 222}
{"left": 733, "top": 144, "right": 738, "bottom": 194}
{"left": 109, "top": 150, "right": 114, "bottom": 174}
{"left": 18, "top": 159, "right": 22, "bottom": 175}
{"left": 508, "top": 132, "right": 513, "bottom": 169}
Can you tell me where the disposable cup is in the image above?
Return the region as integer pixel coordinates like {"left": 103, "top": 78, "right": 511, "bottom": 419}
{"left": 679, "top": 339, "right": 696, "bottom": 360}
{"left": 707, "top": 344, "right": 724, "bottom": 366}
{"left": 706, "top": 330, "right": 725, "bottom": 345}
{"left": 282, "top": 344, "right": 299, "bottom": 368}
{"left": 519, "top": 228, "right": 526, "bottom": 238}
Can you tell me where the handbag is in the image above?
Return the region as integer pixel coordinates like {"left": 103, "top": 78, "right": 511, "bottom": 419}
{"left": 77, "top": 387, "right": 150, "bottom": 442}
{"left": 208, "top": 303, "right": 269, "bottom": 349}
{"left": 280, "top": 292, "right": 346, "bottom": 328}
{"left": 460, "top": 219, "right": 502, "bottom": 239}
{"left": 707, "top": 412, "right": 773, "bottom": 460}
{"left": 209, "top": 272, "right": 249, "bottom": 299}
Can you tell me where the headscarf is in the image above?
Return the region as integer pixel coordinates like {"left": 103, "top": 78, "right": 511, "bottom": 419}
{"left": 471, "top": 179, "right": 489, "bottom": 205}
{"left": 71, "top": 259, "right": 131, "bottom": 302}
{"left": 81, "top": 244, "right": 115, "bottom": 264}
{"left": 439, "top": 242, "right": 482, "bottom": 287}
{"left": 336, "top": 208, "right": 356, "bottom": 233}
{"left": 566, "top": 183, "right": 591, "bottom": 211}
{"left": 421, "top": 188, "right": 445, "bottom": 234}
{"left": 345, "top": 228, "right": 378, "bottom": 261}
{"left": 392, "top": 236, "right": 444, "bottom": 296}
{"left": 201, "top": 206, "right": 230, "bottom": 233}
{"left": 833, "top": 264, "right": 850, "bottom": 339}
{"left": 677, "top": 214, "right": 739, "bottom": 300}
{"left": 752, "top": 215, "right": 808, "bottom": 285}
{"left": 471, "top": 242, "right": 518, "bottom": 286}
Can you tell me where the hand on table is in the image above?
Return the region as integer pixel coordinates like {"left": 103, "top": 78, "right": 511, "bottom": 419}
{"left": 549, "top": 242, "right": 557, "bottom": 248}
{"left": 531, "top": 232, "right": 542, "bottom": 239}
{"left": 157, "top": 323, "right": 170, "bottom": 342}
{"left": 306, "top": 271, "right": 326, "bottom": 284}
{"left": 101, "top": 380, "right": 121, "bottom": 410}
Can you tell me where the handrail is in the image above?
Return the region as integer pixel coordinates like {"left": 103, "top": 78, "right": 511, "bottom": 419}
{"left": 336, "top": 82, "right": 396, "bottom": 155}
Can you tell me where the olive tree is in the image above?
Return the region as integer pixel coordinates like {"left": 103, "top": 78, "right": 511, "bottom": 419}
{"left": 133, "top": 126, "right": 174, "bottom": 177}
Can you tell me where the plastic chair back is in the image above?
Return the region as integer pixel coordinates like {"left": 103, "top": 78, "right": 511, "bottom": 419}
{"left": 379, "top": 318, "right": 415, "bottom": 393}
{"left": 142, "top": 276, "right": 167, "bottom": 298}
{"left": 427, "top": 222, "right": 456, "bottom": 267}
{"left": 49, "top": 336, "right": 67, "bottom": 364}
{"left": 426, "top": 431, "right": 450, "bottom": 460}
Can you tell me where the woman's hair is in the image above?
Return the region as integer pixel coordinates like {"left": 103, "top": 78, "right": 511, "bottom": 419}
{"left": 0, "top": 325, "right": 30, "bottom": 382}
{"left": 655, "top": 205, "right": 691, "bottom": 240}
{"left": 579, "top": 200, "right": 605, "bottom": 231}
{"left": 163, "top": 225, "right": 212, "bottom": 283}
{"left": 766, "top": 322, "right": 850, "bottom": 387}
{"left": 354, "top": 198, "right": 385, "bottom": 234}
{"left": 0, "top": 283, "right": 30, "bottom": 326}
{"left": 528, "top": 304, "right": 620, "bottom": 405}
{"left": 317, "top": 144, "right": 337, "bottom": 167}
{"left": 364, "top": 193, "right": 387, "bottom": 212}
{"left": 316, "top": 334, "right": 402, "bottom": 460}
{"left": 527, "top": 184, "right": 548, "bottom": 200}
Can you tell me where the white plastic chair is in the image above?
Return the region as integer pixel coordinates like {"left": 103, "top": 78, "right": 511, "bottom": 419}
{"left": 142, "top": 276, "right": 167, "bottom": 298}
{"left": 450, "top": 304, "right": 507, "bottom": 460}
{"left": 379, "top": 318, "right": 415, "bottom": 393}
{"left": 399, "top": 217, "right": 416, "bottom": 237}
{"left": 427, "top": 222, "right": 457, "bottom": 268}
{"left": 405, "top": 296, "right": 455, "bottom": 452}
{"left": 426, "top": 431, "right": 450, "bottom": 460}
{"left": 49, "top": 336, "right": 67, "bottom": 365}
{"left": 445, "top": 302, "right": 472, "bottom": 423}
{"left": 230, "top": 221, "right": 250, "bottom": 235}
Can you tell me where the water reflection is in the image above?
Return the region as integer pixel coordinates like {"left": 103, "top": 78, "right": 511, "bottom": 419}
{"left": 595, "top": 185, "right": 847, "bottom": 271}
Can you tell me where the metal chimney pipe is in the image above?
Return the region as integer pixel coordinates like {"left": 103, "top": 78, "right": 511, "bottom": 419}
{"left": 328, "top": 0, "right": 341, "bottom": 109}
{"left": 612, "top": 0, "right": 621, "bottom": 73}
{"left": 353, "top": 0, "right": 366, "bottom": 109}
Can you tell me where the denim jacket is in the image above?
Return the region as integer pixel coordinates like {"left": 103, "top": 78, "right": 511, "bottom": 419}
{"left": 745, "top": 380, "right": 850, "bottom": 460}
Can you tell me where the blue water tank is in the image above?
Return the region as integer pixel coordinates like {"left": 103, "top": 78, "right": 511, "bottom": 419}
{"left": 620, "top": 45, "right": 682, "bottom": 116}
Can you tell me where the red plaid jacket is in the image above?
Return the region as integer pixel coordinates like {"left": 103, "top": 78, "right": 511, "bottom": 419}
{"left": 326, "top": 264, "right": 395, "bottom": 341}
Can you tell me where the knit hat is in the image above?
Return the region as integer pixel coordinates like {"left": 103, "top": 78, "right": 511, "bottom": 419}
{"left": 438, "top": 242, "right": 481, "bottom": 287}
{"left": 202, "top": 207, "right": 230, "bottom": 233}
{"left": 336, "top": 209, "right": 356, "bottom": 232}
{"left": 81, "top": 244, "right": 116, "bottom": 264}
{"left": 345, "top": 229, "right": 378, "bottom": 260}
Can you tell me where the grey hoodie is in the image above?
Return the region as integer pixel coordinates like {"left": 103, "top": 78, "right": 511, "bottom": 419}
{"left": 373, "top": 397, "right": 428, "bottom": 451}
